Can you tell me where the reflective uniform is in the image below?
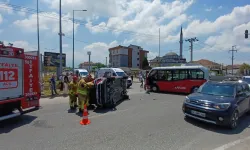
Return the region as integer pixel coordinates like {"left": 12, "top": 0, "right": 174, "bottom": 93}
{"left": 77, "top": 75, "right": 95, "bottom": 111}
{"left": 77, "top": 79, "right": 88, "bottom": 111}
{"left": 68, "top": 81, "right": 78, "bottom": 109}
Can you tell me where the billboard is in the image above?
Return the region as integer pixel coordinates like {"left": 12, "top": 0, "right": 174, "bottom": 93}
{"left": 44, "top": 52, "right": 66, "bottom": 67}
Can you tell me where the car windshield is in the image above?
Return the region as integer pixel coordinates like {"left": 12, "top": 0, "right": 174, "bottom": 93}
{"left": 242, "top": 78, "right": 250, "bottom": 84}
{"left": 197, "top": 83, "right": 235, "bottom": 97}
{"left": 80, "top": 72, "right": 88, "bottom": 76}
{"left": 116, "top": 72, "right": 126, "bottom": 76}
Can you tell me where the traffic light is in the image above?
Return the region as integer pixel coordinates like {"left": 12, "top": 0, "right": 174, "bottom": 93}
{"left": 245, "top": 30, "right": 248, "bottom": 39}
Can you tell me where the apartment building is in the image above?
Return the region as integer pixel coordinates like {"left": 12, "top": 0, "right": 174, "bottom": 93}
{"left": 109, "top": 44, "right": 148, "bottom": 69}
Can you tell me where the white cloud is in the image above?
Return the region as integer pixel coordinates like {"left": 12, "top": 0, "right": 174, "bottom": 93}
{"left": 42, "top": 0, "right": 119, "bottom": 19}
{"left": 199, "top": 22, "right": 250, "bottom": 53}
{"left": 86, "top": 0, "right": 194, "bottom": 45}
{"left": 183, "top": 5, "right": 250, "bottom": 38}
{"left": 148, "top": 51, "right": 158, "bottom": 60}
{"left": 205, "top": 8, "right": 212, "bottom": 12}
{"left": 0, "top": 14, "right": 2, "bottom": 24}
{"left": 0, "top": 3, "right": 13, "bottom": 14}
{"left": 18, "top": 8, "right": 26, "bottom": 16}
{"left": 62, "top": 44, "right": 69, "bottom": 48}
{"left": 218, "top": 6, "right": 223, "bottom": 9}
{"left": 65, "top": 41, "right": 118, "bottom": 66}
{"left": 13, "top": 12, "right": 79, "bottom": 35}
{"left": 3, "top": 40, "right": 37, "bottom": 51}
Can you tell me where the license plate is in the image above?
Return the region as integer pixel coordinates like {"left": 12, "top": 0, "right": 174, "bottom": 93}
{"left": 191, "top": 110, "right": 206, "bottom": 117}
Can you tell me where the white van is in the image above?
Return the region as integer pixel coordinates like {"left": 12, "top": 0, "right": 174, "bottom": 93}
{"left": 96, "top": 68, "right": 133, "bottom": 88}
{"left": 74, "top": 69, "right": 89, "bottom": 78}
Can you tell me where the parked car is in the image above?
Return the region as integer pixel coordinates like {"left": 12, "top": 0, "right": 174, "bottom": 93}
{"left": 182, "top": 80, "right": 250, "bottom": 129}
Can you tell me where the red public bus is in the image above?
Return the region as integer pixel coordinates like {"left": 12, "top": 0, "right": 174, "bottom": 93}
{"left": 145, "top": 65, "right": 210, "bottom": 94}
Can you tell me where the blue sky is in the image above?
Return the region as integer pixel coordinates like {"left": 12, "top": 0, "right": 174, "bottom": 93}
{"left": 0, "top": 0, "right": 250, "bottom": 67}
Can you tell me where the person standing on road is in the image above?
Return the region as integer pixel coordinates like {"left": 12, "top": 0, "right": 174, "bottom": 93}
{"left": 68, "top": 76, "right": 78, "bottom": 109}
{"left": 86, "top": 74, "right": 95, "bottom": 109}
{"left": 50, "top": 75, "right": 58, "bottom": 96}
{"left": 77, "top": 78, "right": 88, "bottom": 113}
{"left": 63, "top": 73, "right": 69, "bottom": 95}
{"left": 59, "top": 74, "right": 64, "bottom": 91}
{"left": 139, "top": 73, "right": 144, "bottom": 88}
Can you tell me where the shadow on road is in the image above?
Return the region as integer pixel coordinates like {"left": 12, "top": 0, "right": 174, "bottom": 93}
{"left": 0, "top": 115, "right": 37, "bottom": 134}
{"left": 184, "top": 115, "right": 250, "bottom": 134}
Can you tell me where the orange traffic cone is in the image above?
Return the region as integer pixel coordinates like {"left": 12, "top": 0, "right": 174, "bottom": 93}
{"left": 80, "top": 104, "right": 91, "bottom": 125}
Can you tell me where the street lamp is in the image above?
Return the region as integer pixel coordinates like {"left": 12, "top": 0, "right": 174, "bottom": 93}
{"left": 73, "top": 9, "right": 87, "bottom": 72}
{"left": 87, "top": 51, "right": 91, "bottom": 71}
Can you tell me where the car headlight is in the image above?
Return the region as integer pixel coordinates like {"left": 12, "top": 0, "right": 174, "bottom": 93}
{"left": 185, "top": 96, "right": 190, "bottom": 103}
{"left": 212, "top": 103, "right": 231, "bottom": 110}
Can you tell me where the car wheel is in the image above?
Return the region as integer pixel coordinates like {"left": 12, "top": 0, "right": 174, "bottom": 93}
{"left": 229, "top": 110, "right": 239, "bottom": 129}
{"left": 151, "top": 85, "right": 158, "bottom": 92}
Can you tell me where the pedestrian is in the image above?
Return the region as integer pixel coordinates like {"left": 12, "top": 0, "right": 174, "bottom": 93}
{"left": 130, "top": 73, "right": 133, "bottom": 81}
{"left": 50, "top": 75, "right": 58, "bottom": 96}
{"left": 63, "top": 73, "right": 69, "bottom": 95}
{"left": 59, "top": 74, "right": 64, "bottom": 91}
{"left": 68, "top": 72, "right": 73, "bottom": 82}
{"left": 139, "top": 73, "right": 144, "bottom": 88}
{"left": 68, "top": 76, "right": 78, "bottom": 109}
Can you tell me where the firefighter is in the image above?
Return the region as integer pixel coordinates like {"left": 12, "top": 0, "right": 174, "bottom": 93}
{"left": 77, "top": 75, "right": 95, "bottom": 112}
{"left": 77, "top": 77, "right": 88, "bottom": 112}
{"left": 68, "top": 76, "right": 78, "bottom": 109}
{"left": 86, "top": 75, "right": 95, "bottom": 108}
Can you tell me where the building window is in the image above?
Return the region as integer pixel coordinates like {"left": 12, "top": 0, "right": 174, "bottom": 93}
{"left": 137, "top": 58, "right": 139, "bottom": 60}
{"left": 137, "top": 52, "right": 139, "bottom": 55}
{"left": 137, "top": 64, "right": 139, "bottom": 66}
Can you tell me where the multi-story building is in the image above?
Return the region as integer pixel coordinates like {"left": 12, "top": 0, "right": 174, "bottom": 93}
{"left": 108, "top": 44, "right": 148, "bottom": 69}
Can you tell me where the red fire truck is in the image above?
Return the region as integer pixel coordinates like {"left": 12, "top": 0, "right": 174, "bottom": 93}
{"left": 0, "top": 44, "right": 40, "bottom": 121}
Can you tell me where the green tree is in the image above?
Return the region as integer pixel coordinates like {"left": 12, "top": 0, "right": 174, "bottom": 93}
{"left": 239, "top": 63, "right": 250, "bottom": 74}
{"left": 142, "top": 57, "right": 149, "bottom": 69}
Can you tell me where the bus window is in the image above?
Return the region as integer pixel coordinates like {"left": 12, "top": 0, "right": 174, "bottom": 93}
{"left": 189, "top": 69, "right": 204, "bottom": 79}
{"left": 148, "top": 70, "right": 157, "bottom": 80}
{"left": 158, "top": 70, "right": 172, "bottom": 81}
{"left": 173, "top": 70, "right": 180, "bottom": 81}
{"left": 197, "top": 70, "right": 204, "bottom": 79}
{"left": 180, "top": 70, "right": 188, "bottom": 80}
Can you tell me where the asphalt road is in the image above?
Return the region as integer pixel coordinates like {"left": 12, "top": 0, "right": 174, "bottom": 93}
{"left": 1, "top": 83, "right": 250, "bottom": 150}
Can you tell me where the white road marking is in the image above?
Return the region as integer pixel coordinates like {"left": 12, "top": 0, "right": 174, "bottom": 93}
{"left": 213, "top": 136, "right": 250, "bottom": 150}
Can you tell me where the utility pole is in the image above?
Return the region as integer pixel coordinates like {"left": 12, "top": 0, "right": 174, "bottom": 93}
{"left": 159, "top": 28, "right": 161, "bottom": 66}
{"left": 59, "top": 0, "right": 63, "bottom": 75}
{"left": 37, "top": 0, "right": 41, "bottom": 81}
{"left": 185, "top": 37, "right": 198, "bottom": 62}
{"left": 229, "top": 45, "right": 237, "bottom": 75}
